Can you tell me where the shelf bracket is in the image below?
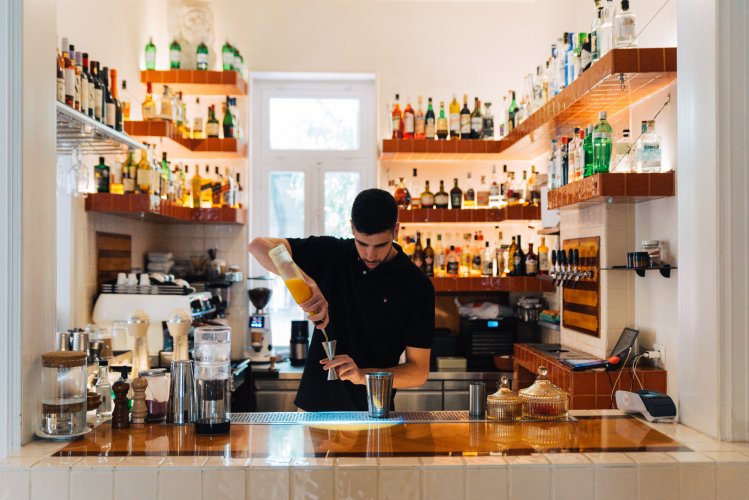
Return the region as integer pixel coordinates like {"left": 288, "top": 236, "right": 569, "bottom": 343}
{"left": 659, "top": 264, "right": 672, "bottom": 278}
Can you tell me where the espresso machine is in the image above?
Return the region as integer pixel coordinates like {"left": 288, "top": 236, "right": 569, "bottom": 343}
{"left": 245, "top": 276, "right": 274, "bottom": 363}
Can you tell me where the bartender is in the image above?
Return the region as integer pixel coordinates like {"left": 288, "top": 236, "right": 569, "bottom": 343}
{"left": 248, "top": 188, "right": 434, "bottom": 411}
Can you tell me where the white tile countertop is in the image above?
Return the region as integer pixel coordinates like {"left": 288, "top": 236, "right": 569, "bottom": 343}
{"left": 1, "top": 410, "right": 748, "bottom": 500}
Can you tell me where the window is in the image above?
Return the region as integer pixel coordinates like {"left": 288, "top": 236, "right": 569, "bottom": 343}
{"left": 251, "top": 75, "right": 376, "bottom": 346}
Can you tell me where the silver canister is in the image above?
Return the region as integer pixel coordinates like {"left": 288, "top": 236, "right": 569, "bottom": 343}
{"left": 167, "top": 360, "right": 196, "bottom": 425}
{"left": 72, "top": 331, "right": 89, "bottom": 352}
{"left": 365, "top": 372, "right": 394, "bottom": 418}
{"left": 54, "top": 331, "right": 71, "bottom": 351}
{"left": 469, "top": 382, "right": 486, "bottom": 419}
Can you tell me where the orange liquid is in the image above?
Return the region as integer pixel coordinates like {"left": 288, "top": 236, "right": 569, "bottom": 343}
{"left": 285, "top": 278, "right": 313, "bottom": 304}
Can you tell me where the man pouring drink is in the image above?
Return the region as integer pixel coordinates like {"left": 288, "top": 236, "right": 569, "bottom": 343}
{"left": 248, "top": 188, "right": 434, "bottom": 411}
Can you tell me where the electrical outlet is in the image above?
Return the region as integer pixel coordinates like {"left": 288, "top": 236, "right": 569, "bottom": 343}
{"left": 653, "top": 343, "right": 665, "bottom": 364}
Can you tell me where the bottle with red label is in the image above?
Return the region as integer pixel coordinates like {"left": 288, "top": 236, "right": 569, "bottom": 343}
{"left": 403, "top": 97, "right": 415, "bottom": 139}
{"left": 391, "top": 94, "right": 404, "bottom": 139}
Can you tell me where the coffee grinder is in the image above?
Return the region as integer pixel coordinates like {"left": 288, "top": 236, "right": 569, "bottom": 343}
{"left": 245, "top": 276, "right": 273, "bottom": 363}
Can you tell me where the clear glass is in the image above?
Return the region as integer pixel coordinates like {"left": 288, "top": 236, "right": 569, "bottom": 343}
{"left": 324, "top": 172, "right": 360, "bottom": 237}
{"left": 269, "top": 171, "right": 305, "bottom": 238}
{"left": 269, "top": 97, "right": 360, "bottom": 150}
{"left": 636, "top": 121, "right": 662, "bottom": 173}
{"left": 612, "top": 130, "right": 634, "bottom": 173}
{"left": 614, "top": 8, "right": 637, "bottom": 48}
{"left": 194, "top": 326, "right": 232, "bottom": 363}
{"left": 41, "top": 364, "right": 87, "bottom": 435}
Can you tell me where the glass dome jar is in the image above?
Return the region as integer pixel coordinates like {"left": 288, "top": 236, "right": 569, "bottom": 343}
{"left": 486, "top": 376, "right": 523, "bottom": 422}
{"left": 40, "top": 351, "right": 88, "bottom": 435}
{"left": 518, "top": 366, "right": 569, "bottom": 421}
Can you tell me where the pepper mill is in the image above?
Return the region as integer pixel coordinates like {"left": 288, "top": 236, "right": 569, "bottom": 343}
{"left": 131, "top": 377, "right": 148, "bottom": 425}
{"left": 112, "top": 380, "right": 130, "bottom": 429}
{"left": 167, "top": 309, "right": 191, "bottom": 361}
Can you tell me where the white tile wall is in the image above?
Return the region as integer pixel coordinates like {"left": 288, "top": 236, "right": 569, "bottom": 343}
{"left": 30, "top": 469, "right": 70, "bottom": 500}
{"left": 290, "top": 458, "right": 335, "bottom": 500}
{"left": 335, "top": 458, "right": 378, "bottom": 500}
{"left": 247, "top": 458, "right": 290, "bottom": 500}
{"left": 115, "top": 469, "right": 158, "bottom": 500}
{"left": 203, "top": 468, "right": 246, "bottom": 500}
{"left": 420, "top": 457, "right": 465, "bottom": 500}
{"left": 465, "top": 465, "right": 508, "bottom": 500}
{"left": 70, "top": 470, "right": 115, "bottom": 500}
{"left": 378, "top": 458, "right": 421, "bottom": 500}
{"left": 158, "top": 469, "right": 203, "bottom": 500}
{"left": 0, "top": 470, "right": 30, "bottom": 500}
{"left": 551, "top": 466, "right": 594, "bottom": 500}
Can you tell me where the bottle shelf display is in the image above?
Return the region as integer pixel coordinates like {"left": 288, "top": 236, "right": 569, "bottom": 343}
{"left": 56, "top": 101, "right": 145, "bottom": 155}
{"left": 399, "top": 206, "right": 540, "bottom": 224}
{"left": 85, "top": 193, "right": 247, "bottom": 225}
{"left": 124, "top": 120, "right": 247, "bottom": 158}
{"left": 546, "top": 171, "right": 674, "bottom": 210}
{"left": 140, "top": 70, "right": 248, "bottom": 96}
{"left": 380, "top": 48, "right": 676, "bottom": 161}
{"left": 432, "top": 276, "right": 554, "bottom": 293}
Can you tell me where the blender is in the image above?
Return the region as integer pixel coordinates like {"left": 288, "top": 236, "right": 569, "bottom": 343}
{"left": 194, "top": 326, "right": 231, "bottom": 435}
{"left": 246, "top": 276, "right": 273, "bottom": 363}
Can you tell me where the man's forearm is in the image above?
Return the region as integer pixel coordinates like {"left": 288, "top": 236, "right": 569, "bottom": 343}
{"left": 363, "top": 362, "right": 428, "bottom": 389}
{"left": 248, "top": 237, "right": 290, "bottom": 276}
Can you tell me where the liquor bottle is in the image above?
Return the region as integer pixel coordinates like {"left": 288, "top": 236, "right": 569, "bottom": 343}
{"left": 196, "top": 41, "right": 209, "bottom": 70}
{"left": 614, "top": 0, "right": 637, "bottom": 48}
{"left": 520, "top": 171, "right": 529, "bottom": 204}
{"left": 222, "top": 40, "right": 234, "bottom": 70}
{"left": 123, "top": 155, "right": 136, "bottom": 194}
{"left": 235, "top": 173, "right": 244, "bottom": 208}
{"left": 90, "top": 61, "right": 103, "bottom": 122}
{"left": 141, "top": 82, "right": 157, "bottom": 120}
{"left": 82, "top": 54, "right": 94, "bottom": 118}
{"left": 482, "top": 102, "right": 494, "bottom": 140}
{"left": 192, "top": 97, "right": 204, "bottom": 138}
{"left": 111, "top": 69, "right": 123, "bottom": 131}
{"left": 488, "top": 165, "right": 502, "bottom": 208}
{"left": 507, "top": 236, "right": 517, "bottom": 274}
{"left": 412, "top": 233, "right": 424, "bottom": 270}
{"left": 423, "top": 238, "right": 435, "bottom": 277}
{"left": 581, "top": 33, "right": 593, "bottom": 73}
{"left": 409, "top": 168, "right": 421, "bottom": 209}
{"left": 463, "top": 172, "right": 476, "bottom": 208}
{"left": 476, "top": 176, "right": 490, "bottom": 208}
{"left": 56, "top": 49, "right": 65, "bottom": 103}
{"left": 599, "top": 0, "right": 616, "bottom": 57}
{"left": 498, "top": 96, "right": 508, "bottom": 137}
{"left": 446, "top": 245, "right": 459, "bottom": 276}
{"left": 513, "top": 235, "right": 526, "bottom": 276}
{"left": 206, "top": 105, "right": 220, "bottom": 138}
{"left": 424, "top": 98, "right": 436, "bottom": 140}
{"left": 525, "top": 242, "right": 538, "bottom": 277}
{"left": 528, "top": 166, "right": 541, "bottom": 206}
{"left": 144, "top": 37, "right": 157, "bottom": 70}
{"left": 101, "top": 66, "right": 113, "bottom": 128}
{"left": 471, "top": 236, "right": 483, "bottom": 276}
{"left": 592, "top": 7, "right": 603, "bottom": 62}
{"left": 77, "top": 53, "right": 88, "bottom": 116}
{"left": 573, "top": 128, "right": 586, "bottom": 182}
{"left": 504, "top": 168, "right": 518, "bottom": 206}
{"left": 459, "top": 94, "right": 471, "bottom": 139}
{"left": 137, "top": 150, "right": 151, "bottom": 194}
{"left": 548, "top": 139, "right": 558, "bottom": 190}
{"left": 436, "top": 101, "right": 448, "bottom": 140}
{"left": 212, "top": 166, "right": 223, "bottom": 207}
{"left": 391, "top": 94, "right": 403, "bottom": 139}
{"left": 394, "top": 177, "right": 411, "bottom": 208}
{"left": 229, "top": 97, "right": 241, "bottom": 140}
{"left": 94, "top": 157, "right": 110, "bottom": 193}
{"left": 176, "top": 91, "right": 187, "bottom": 136}
{"left": 200, "top": 165, "right": 213, "bottom": 208}
{"left": 222, "top": 97, "right": 234, "bottom": 138}
{"left": 612, "top": 128, "right": 634, "bottom": 173}
{"left": 593, "top": 111, "right": 613, "bottom": 173}
{"left": 72, "top": 50, "right": 81, "bottom": 111}
{"left": 481, "top": 242, "right": 494, "bottom": 277}
{"left": 119, "top": 80, "right": 131, "bottom": 121}
{"left": 403, "top": 98, "right": 415, "bottom": 139}
{"left": 159, "top": 86, "right": 172, "bottom": 121}
{"left": 191, "top": 165, "right": 203, "bottom": 208}
{"left": 169, "top": 39, "right": 181, "bottom": 69}
{"left": 565, "top": 32, "right": 576, "bottom": 87}
{"left": 636, "top": 120, "right": 662, "bottom": 173}
{"left": 95, "top": 360, "right": 113, "bottom": 418}
{"left": 508, "top": 91, "right": 519, "bottom": 132}
{"left": 160, "top": 153, "right": 171, "bottom": 201}
{"left": 420, "top": 181, "right": 435, "bottom": 209}
{"left": 470, "top": 98, "right": 483, "bottom": 139}
{"left": 434, "top": 180, "right": 449, "bottom": 209}
{"left": 450, "top": 178, "right": 463, "bottom": 209}
{"left": 434, "top": 234, "right": 445, "bottom": 275}
{"left": 583, "top": 125, "right": 595, "bottom": 177}
{"left": 414, "top": 96, "right": 426, "bottom": 139}
{"left": 449, "top": 94, "right": 460, "bottom": 139}
{"left": 538, "top": 237, "right": 550, "bottom": 274}
{"left": 560, "top": 136, "right": 570, "bottom": 185}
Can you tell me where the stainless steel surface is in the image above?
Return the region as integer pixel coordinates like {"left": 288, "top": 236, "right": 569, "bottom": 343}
{"left": 289, "top": 341, "right": 308, "bottom": 366}
{"left": 256, "top": 391, "right": 299, "bottom": 412}
{"left": 167, "top": 360, "right": 196, "bottom": 425}
{"left": 444, "top": 392, "right": 470, "bottom": 411}
{"left": 322, "top": 340, "right": 339, "bottom": 381}
{"left": 365, "top": 372, "right": 393, "bottom": 418}
{"left": 469, "top": 382, "right": 486, "bottom": 419}
{"left": 394, "top": 390, "right": 442, "bottom": 411}
{"left": 230, "top": 410, "right": 472, "bottom": 424}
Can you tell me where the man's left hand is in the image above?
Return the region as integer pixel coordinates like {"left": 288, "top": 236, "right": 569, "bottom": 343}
{"left": 321, "top": 355, "right": 365, "bottom": 385}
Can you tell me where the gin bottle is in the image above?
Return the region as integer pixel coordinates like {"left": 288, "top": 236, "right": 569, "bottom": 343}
{"left": 636, "top": 120, "right": 662, "bottom": 173}
{"left": 614, "top": 0, "right": 637, "bottom": 48}
{"left": 593, "top": 111, "right": 613, "bottom": 174}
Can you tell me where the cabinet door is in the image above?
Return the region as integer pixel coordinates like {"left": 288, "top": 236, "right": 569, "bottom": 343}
{"left": 443, "top": 392, "right": 469, "bottom": 411}
{"left": 394, "top": 391, "right": 443, "bottom": 411}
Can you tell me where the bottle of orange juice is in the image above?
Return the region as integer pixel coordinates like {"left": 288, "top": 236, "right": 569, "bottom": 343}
{"left": 268, "top": 244, "right": 313, "bottom": 305}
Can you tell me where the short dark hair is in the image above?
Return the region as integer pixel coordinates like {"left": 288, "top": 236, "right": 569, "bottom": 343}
{"left": 351, "top": 188, "right": 398, "bottom": 235}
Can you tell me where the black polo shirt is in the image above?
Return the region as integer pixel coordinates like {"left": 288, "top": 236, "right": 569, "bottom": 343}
{"left": 286, "top": 236, "right": 435, "bottom": 411}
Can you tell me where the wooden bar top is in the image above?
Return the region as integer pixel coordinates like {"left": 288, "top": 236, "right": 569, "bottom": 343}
{"left": 55, "top": 414, "right": 688, "bottom": 458}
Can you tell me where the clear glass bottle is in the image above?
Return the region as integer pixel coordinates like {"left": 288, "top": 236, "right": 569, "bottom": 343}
{"left": 548, "top": 139, "right": 558, "bottom": 189}
{"left": 482, "top": 102, "right": 494, "bottom": 140}
{"left": 446, "top": 245, "right": 459, "bottom": 275}
{"left": 636, "top": 120, "right": 663, "bottom": 172}
{"left": 463, "top": 172, "right": 476, "bottom": 208}
{"left": 612, "top": 128, "right": 634, "bottom": 172}
{"left": 614, "top": 0, "right": 637, "bottom": 48}
{"left": 414, "top": 96, "right": 426, "bottom": 140}
{"left": 593, "top": 111, "right": 613, "bottom": 173}
{"left": 488, "top": 165, "right": 502, "bottom": 208}
{"left": 476, "top": 175, "right": 490, "bottom": 208}
{"left": 599, "top": 0, "right": 617, "bottom": 57}
{"left": 95, "top": 359, "right": 113, "bottom": 418}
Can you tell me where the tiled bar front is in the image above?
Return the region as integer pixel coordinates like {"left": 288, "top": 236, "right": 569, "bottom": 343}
{"left": 2, "top": 412, "right": 749, "bottom": 500}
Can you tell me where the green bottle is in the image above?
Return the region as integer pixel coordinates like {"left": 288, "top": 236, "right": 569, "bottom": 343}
{"left": 222, "top": 97, "right": 234, "bottom": 138}
{"left": 221, "top": 41, "right": 234, "bottom": 71}
{"left": 583, "top": 125, "right": 595, "bottom": 177}
{"left": 95, "top": 156, "right": 110, "bottom": 193}
{"left": 169, "top": 39, "right": 181, "bottom": 69}
{"left": 592, "top": 111, "right": 612, "bottom": 174}
{"left": 160, "top": 152, "right": 171, "bottom": 200}
{"left": 196, "top": 41, "right": 209, "bottom": 71}
{"left": 144, "top": 37, "right": 156, "bottom": 70}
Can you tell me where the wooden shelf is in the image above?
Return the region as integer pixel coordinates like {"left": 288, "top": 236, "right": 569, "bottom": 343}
{"left": 140, "top": 70, "right": 248, "bottom": 95}
{"left": 399, "top": 206, "right": 540, "bottom": 224}
{"left": 431, "top": 276, "right": 554, "bottom": 293}
{"left": 546, "top": 172, "right": 675, "bottom": 210}
{"left": 124, "top": 121, "right": 248, "bottom": 158}
{"left": 380, "top": 48, "right": 676, "bottom": 162}
{"left": 85, "top": 193, "right": 246, "bottom": 225}
{"left": 499, "top": 47, "right": 677, "bottom": 160}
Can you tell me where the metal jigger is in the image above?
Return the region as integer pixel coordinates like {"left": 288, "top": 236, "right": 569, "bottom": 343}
{"left": 167, "top": 309, "right": 191, "bottom": 361}
{"left": 322, "top": 339, "right": 339, "bottom": 381}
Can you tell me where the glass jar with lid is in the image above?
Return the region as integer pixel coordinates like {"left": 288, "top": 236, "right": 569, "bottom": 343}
{"left": 486, "top": 376, "right": 523, "bottom": 422}
{"left": 641, "top": 240, "right": 661, "bottom": 267}
{"left": 137, "top": 368, "right": 170, "bottom": 422}
{"left": 518, "top": 366, "right": 569, "bottom": 421}
{"left": 40, "top": 351, "right": 88, "bottom": 436}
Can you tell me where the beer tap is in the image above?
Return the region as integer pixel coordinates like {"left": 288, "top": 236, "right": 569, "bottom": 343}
{"left": 550, "top": 250, "right": 557, "bottom": 283}
{"left": 572, "top": 249, "right": 581, "bottom": 287}
{"left": 556, "top": 249, "right": 567, "bottom": 287}
{"left": 565, "top": 249, "right": 575, "bottom": 286}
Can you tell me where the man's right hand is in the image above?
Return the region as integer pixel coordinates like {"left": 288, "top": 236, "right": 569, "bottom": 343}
{"left": 300, "top": 277, "right": 329, "bottom": 329}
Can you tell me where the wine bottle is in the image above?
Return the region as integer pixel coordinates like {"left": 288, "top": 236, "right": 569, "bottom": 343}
{"left": 513, "top": 235, "right": 526, "bottom": 276}
{"left": 436, "top": 101, "right": 448, "bottom": 140}
{"left": 424, "top": 238, "right": 435, "bottom": 277}
{"left": 414, "top": 96, "right": 426, "bottom": 140}
{"left": 450, "top": 178, "right": 463, "bottom": 209}
{"left": 424, "top": 97, "right": 436, "bottom": 140}
{"left": 109, "top": 69, "right": 123, "bottom": 132}
{"left": 222, "top": 97, "right": 234, "bottom": 138}
{"left": 470, "top": 97, "right": 483, "bottom": 139}
{"left": 460, "top": 94, "right": 471, "bottom": 139}
{"left": 403, "top": 98, "right": 415, "bottom": 139}
{"left": 434, "top": 180, "right": 449, "bottom": 209}
{"left": 391, "top": 94, "right": 403, "bottom": 139}
{"left": 525, "top": 242, "right": 538, "bottom": 277}
{"left": 206, "top": 105, "right": 220, "bottom": 138}
{"left": 449, "top": 94, "right": 460, "bottom": 140}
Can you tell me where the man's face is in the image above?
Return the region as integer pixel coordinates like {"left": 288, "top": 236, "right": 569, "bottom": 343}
{"left": 351, "top": 222, "right": 399, "bottom": 269}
